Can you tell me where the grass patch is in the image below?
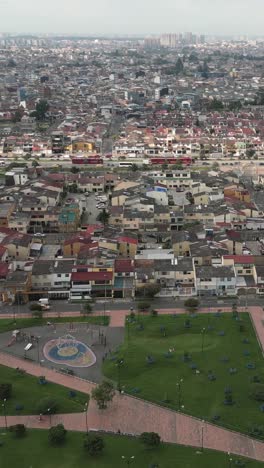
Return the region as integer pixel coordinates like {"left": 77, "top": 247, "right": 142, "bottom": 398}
{"left": 103, "top": 313, "right": 264, "bottom": 436}
{"left": 0, "top": 365, "right": 88, "bottom": 416}
{"left": 0, "top": 316, "right": 109, "bottom": 334}
{"left": 0, "top": 429, "right": 262, "bottom": 468}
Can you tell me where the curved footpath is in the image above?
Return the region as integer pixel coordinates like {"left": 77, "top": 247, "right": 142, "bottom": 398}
{"left": 0, "top": 306, "right": 264, "bottom": 462}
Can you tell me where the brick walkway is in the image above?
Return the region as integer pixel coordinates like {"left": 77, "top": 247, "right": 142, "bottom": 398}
{"left": 0, "top": 306, "right": 264, "bottom": 461}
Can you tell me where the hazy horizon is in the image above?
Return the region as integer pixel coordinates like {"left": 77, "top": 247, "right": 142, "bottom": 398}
{"left": 1, "top": 0, "right": 263, "bottom": 36}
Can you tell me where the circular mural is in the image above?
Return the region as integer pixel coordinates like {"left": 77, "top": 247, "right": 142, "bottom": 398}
{"left": 43, "top": 334, "right": 96, "bottom": 368}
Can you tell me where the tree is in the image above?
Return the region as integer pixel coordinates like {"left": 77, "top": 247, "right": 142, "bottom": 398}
{"left": 32, "top": 310, "right": 43, "bottom": 319}
{"left": 246, "top": 149, "right": 255, "bottom": 159}
{"left": 91, "top": 381, "right": 115, "bottom": 410}
{"left": 71, "top": 166, "right": 80, "bottom": 173}
{"left": 208, "top": 99, "right": 224, "bottom": 111}
{"left": 48, "top": 424, "right": 67, "bottom": 445}
{"left": 97, "top": 209, "right": 110, "bottom": 225}
{"left": 31, "top": 99, "right": 49, "bottom": 121}
{"left": 250, "top": 384, "right": 264, "bottom": 402}
{"left": 175, "top": 58, "right": 184, "bottom": 75}
{"left": 37, "top": 397, "right": 58, "bottom": 415}
{"left": 140, "top": 432, "right": 161, "bottom": 448}
{"left": 82, "top": 302, "right": 93, "bottom": 315}
{"left": 83, "top": 433, "right": 105, "bottom": 456}
{"left": 9, "top": 424, "right": 26, "bottom": 438}
{"left": 0, "top": 383, "right": 12, "bottom": 400}
{"left": 32, "top": 159, "right": 40, "bottom": 167}
{"left": 131, "top": 164, "right": 138, "bottom": 172}
{"left": 184, "top": 298, "right": 199, "bottom": 313}
{"left": 137, "top": 301, "right": 151, "bottom": 312}
{"left": 136, "top": 285, "right": 161, "bottom": 298}
{"left": 12, "top": 107, "right": 24, "bottom": 123}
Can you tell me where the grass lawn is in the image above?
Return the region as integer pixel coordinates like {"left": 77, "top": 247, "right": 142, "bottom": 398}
{"left": 0, "top": 315, "right": 109, "bottom": 334}
{"left": 0, "top": 430, "right": 262, "bottom": 468}
{"left": 103, "top": 313, "right": 264, "bottom": 436}
{"left": 0, "top": 365, "right": 88, "bottom": 416}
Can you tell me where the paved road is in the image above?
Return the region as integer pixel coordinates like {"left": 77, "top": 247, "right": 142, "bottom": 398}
{"left": 1, "top": 295, "right": 263, "bottom": 317}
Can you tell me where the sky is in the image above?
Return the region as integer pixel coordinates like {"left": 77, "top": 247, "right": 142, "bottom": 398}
{"left": 0, "top": 0, "right": 263, "bottom": 36}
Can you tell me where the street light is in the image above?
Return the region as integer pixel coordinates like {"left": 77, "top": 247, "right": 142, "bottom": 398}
{"left": 84, "top": 402, "right": 88, "bottom": 434}
{"left": 176, "top": 379, "right": 184, "bottom": 409}
{"left": 2, "top": 398, "right": 7, "bottom": 430}
{"left": 201, "top": 328, "right": 206, "bottom": 353}
{"left": 103, "top": 273, "right": 107, "bottom": 326}
{"left": 201, "top": 420, "right": 205, "bottom": 452}
{"left": 126, "top": 317, "right": 130, "bottom": 345}
{"left": 116, "top": 359, "right": 124, "bottom": 393}
{"left": 121, "top": 455, "right": 135, "bottom": 467}
{"left": 228, "top": 452, "right": 233, "bottom": 468}
{"left": 37, "top": 336, "right": 41, "bottom": 363}
{"left": 47, "top": 407, "right": 52, "bottom": 427}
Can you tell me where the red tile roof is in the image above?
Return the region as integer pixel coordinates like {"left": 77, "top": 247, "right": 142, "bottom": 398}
{"left": 117, "top": 236, "right": 138, "bottom": 245}
{"left": 115, "top": 259, "right": 134, "bottom": 273}
{"left": 0, "top": 262, "right": 8, "bottom": 277}
{"left": 223, "top": 255, "right": 254, "bottom": 264}
{"left": 0, "top": 245, "right": 7, "bottom": 258}
{"left": 71, "top": 271, "right": 113, "bottom": 281}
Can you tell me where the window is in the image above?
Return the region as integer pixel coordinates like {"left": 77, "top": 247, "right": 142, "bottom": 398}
{"left": 57, "top": 274, "right": 61, "bottom": 278}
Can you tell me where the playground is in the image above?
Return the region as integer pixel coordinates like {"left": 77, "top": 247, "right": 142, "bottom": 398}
{"left": 0, "top": 321, "right": 124, "bottom": 382}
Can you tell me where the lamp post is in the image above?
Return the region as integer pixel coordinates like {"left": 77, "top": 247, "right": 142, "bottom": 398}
{"left": 37, "top": 336, "right": 41, "bottom": 363}
{"left": 201, "top": 328, "right": 206, "bottom": 353}
{"left": 2, "top": 398, "right": 7, "bottom": 430}
{"left": 126, "top": 318, "right": 130, "bottom": 345}
{"left": 227, "top": 452, "right": 233, "bottom": 468}
{"left": 121, "top": 455, "right": 135, "bottom": 467}
{"left": 201, "top": 420, "right": 205, "bottom": 452}
{"left": 47, "top": 407, "right": 52, "bottom": 427}
{"left": 116, "top": 359, "right": 124, "bottom": 393}
{"left": 84, "top": 402, "right": 88, "bottom": 434}
{"left": 103, "top": 273, "right": 107, "bottom": 326}
{"left": 176, "top": 379, "right": 184, "bottom": 409}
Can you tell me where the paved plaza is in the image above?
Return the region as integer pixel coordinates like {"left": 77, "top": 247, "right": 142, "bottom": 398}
{"left": 0, "top": 322, "right": 124, "bottom": 382}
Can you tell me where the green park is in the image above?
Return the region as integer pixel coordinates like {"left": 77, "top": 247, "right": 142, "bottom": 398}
{"left": 103, "top": 312, "right": 264, "bottom": 436}
{"left": 0, "top": 429, "right": 262, "bottom": 468}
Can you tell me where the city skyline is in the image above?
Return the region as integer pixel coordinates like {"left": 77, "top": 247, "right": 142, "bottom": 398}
{"left": 0, "top": 0, "right": 263, "bottom": 36}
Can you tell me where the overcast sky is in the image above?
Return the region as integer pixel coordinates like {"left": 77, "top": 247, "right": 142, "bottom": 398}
{"left": 0, "top": 0, "right": 263, "bottom": 36}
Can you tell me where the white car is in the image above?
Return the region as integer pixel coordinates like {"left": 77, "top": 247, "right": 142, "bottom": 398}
{"left": 34, "top": 233, "right": 46, "bottom": 237}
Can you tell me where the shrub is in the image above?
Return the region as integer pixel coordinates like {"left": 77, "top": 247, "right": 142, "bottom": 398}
{"left": 250, "top": 384, "right": 264, "bottom": 402}
{"left": 0, "top": 383, "right": 12, "bottom": 400}
{"left": 32, "top": 310, "right": 43, "bottom": 319}
{"left": 48, "top": 424, "right": 67, "bottom": 445}
{"left": 151, "top": 309, "right": 158, "bottom": 317}
{"left": 140, "top": 432, "right": 161, "bottom": 448}
{"left": 82, "top": 302, "right": 93, "bottom": 315}
{"left": 36, "top": 397, "right": 58, "bottom": 414}
{"left": 9, "top": 424, "right": 26, "bottom": 438}
{"left": 249, "top": 425, "right": 264, "bottom": 439}
{"left": 83, "top": 433, "right": 105, "bottom": 456}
